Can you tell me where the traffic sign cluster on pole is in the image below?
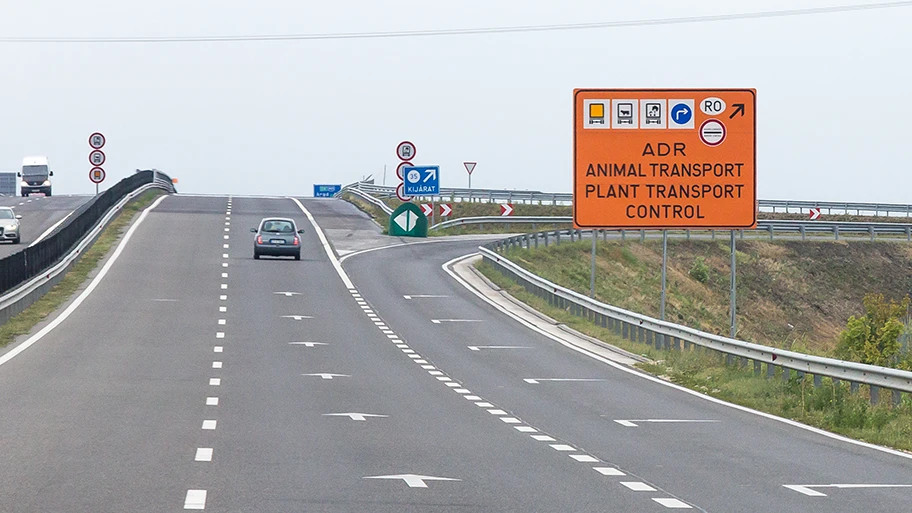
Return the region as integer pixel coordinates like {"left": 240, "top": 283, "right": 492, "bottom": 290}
{"left": 395, "top": 141, "right": 416, "bottom": 202}
{"left": 88, "top": 132, "right": 106, "bottom": 194}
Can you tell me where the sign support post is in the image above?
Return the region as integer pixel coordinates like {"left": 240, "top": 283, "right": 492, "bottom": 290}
{"left": 660, "top": 230, "right": 668, "bottom": 321}
{"left": 590, "top": 230, "right": 597, "bottom": 298}
{"left": 730, "top": 230, "right": 737, "bottom": 338}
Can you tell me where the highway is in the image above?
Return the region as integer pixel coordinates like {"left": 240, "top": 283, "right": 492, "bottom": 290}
{"left": 0, "top": 194, "right": 93, "bottom": 258}
{"left": 1, "top": 195, "right": 911, "bottom": 512}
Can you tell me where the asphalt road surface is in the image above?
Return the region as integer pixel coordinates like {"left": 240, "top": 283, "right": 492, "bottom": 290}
{"left": 1, "top": 194, "right": 911, "bottom": 512}
{"left": 0, "top": 194, "right": 93, "bottom": 259}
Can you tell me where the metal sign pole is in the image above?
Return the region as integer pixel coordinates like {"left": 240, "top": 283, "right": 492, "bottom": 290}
{"left": 661, "top": 230, "right": 668, "bottom": 320}
{"left": 96, "top": 183, "right": 99, "bottom": 195}
{"left": 730, "top": 230, "right": 737, "bottom": 338}
{"left": 590, "top": 230, "right": 597, "bottom": 298}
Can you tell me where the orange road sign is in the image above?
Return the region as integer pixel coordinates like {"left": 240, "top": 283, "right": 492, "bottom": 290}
{"left": 573, "top": 89, "right": 756, "bottom": 229}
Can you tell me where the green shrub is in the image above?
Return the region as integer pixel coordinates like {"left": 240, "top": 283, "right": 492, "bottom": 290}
{"left": 689, "top": 257, "right": 710, "bottom": 283}
{"left": 836, "top": 293, "right": 909, "bottom": 367}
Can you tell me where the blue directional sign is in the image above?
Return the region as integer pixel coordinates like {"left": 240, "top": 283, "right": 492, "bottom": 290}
{"left": 313, "top": 184, "right": 342, "bottom": 197}
{"left": 403, "top": 166, "right": 440, "bottom": 196}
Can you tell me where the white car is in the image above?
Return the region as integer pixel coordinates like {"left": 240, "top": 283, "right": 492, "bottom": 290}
{"left": 0, "top": 207, "right": 22, "bottom": 244}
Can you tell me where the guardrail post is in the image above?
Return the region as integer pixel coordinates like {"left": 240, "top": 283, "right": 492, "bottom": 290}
{"left": 640, "top": 230, "right": 645, "bottom": 243}
{"left": 533, "top": 230, "right": 538, "bottom": 249}
{"left": 834, "top": 226, "right": 839, "bottom": 240}
{"left": 712, "top": 230, "right": 716, "bottom": 240}
{"left": 796, "top": 370, "right": 805, "bottom": 381}
{"left": 754, "top": 360, "right": 762, "bottom": 376}
{"left": 622, "top": 322, "right": 629, "bottom": 339}
{"left": 544, "top": 231, "right": 549, "bottom": 247}
{"left": 739, "top": 229, "right": 744, "bottom": 240}
{"left": 893, "top": 390, "right": 902, "bottom": 406}
{"left": 869, "top": 226, "right": 875, "bottom": 242}
{"left": 646, "top": 330, "right": 653, "bottom": 347}
{"left": 870, "top": 385, "right": 880, "bottom": 405}
{"left": 907, "top": 227, "right": 911, "bottom": 242}
{"left": 769, "top": 226, "right": 774, "bottom": 240}
{"left": 673, "top": 337, "right": 681, "bottom": 350}
{"left": 767, "top": 362, "right": 776, "bottom": 378}
{"left": 570, "top": 230, "right": 575, "bottom": 242}
{"left": 850, "top": 381, "right": 860, "bottom": 394}
{"left": 782, "top": 368, "right": 791, "bottom": 381}
{"left": 813, "top": 375, "right": 822, "bottom": 388}
{"left": 726, "top": 354, "right": 735, "bottom": 366}
{"left": 602, "top": 229, "right": 607, "bottom": 242}
{"left": 638, "top": 326, "right": 645, "bottom": 343}
{"left": 683, "top": 340, "right": 691, "bottom": 350}
{"left": 556, "top": 230, "right": 561, "bottom": 245}
{"left": 686, "top": 230, "right": 690, "bottom": 240}
{"left": 800, "top": 226, "right": 806, "bottom": 241}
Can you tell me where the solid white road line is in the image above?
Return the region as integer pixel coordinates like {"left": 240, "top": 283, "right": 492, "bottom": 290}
{"left": 0, "top": 195, "right": 168, "bottom": 369}
{"left": 291, "top": 197, "right": 355, "bottom": 289}
{"left": 184, "top": 489, "right": 207, "bottom": 510}
{"left": 29, "top": 209, "right": 76, "bottom": 247}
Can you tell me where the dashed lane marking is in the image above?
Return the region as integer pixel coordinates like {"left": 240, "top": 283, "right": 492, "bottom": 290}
{"left": 214, "top": 347, "right": 223, "bottom": 353}
{"left": 209, "top": 378, "right": 220, "bottom": 386}
{"left": 184, "top": 489, "right": 207, "bottom": 510}
{"left": 195, "top": 448, "right": 213, "bottom": 462}
{"left": 212, "top": 362, "right": 222, "bottom": 369}
{"left": 206, "top": 397, "right": 219, "bottom": 406}
{"left": 622, "top": 482, "right": 657, "bottom": 492}
{"left": 202, "top": 420, "right": 217, "bottom": 430}
{"left": 652, "top": 498, "right": 693, "bottom": 509}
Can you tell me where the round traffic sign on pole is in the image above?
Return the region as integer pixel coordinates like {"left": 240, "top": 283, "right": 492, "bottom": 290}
{"left": 89, "top": 167, "right": 106, "bottom": 184}
{"left": 89, "top": 150, "right": 106, "bottom": 166}
{"left": 396, "top": 161, "right": 412, "bottom": 180}
{"left": 89, "top": 132, "right": 106, "bottom": 149}
{"left": 395, "top": 182, "right": 413, "bottom": 202}
{"left": 396, "top": 141, "right": 416, "bottom": 161}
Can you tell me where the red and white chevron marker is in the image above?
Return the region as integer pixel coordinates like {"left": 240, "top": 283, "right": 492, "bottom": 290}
{"left": 500, "top": 203, "right": 514, "bottom": 216}
{"left": 421, "top": 203, "right": 434, "bottom": 217}
{"left": 809, "top": 208, "right": 821, "bottom": 220}
{"left": 439, "top": 203, "right": 453, "bottom": 217}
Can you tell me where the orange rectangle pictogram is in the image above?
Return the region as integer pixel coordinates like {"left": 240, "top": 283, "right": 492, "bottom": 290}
{"left": 573, "top": 89, "right": 757, "bottom": 229}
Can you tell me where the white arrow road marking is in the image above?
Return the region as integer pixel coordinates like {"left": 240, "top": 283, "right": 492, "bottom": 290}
{"left": 289, "top": 342, "right": 327, "bottom": 348}
{"left": 523, "top": 378, "right": 606, "bottom": 384}
{"left": 363, "top": 474, "right": 460, "bottom": 488}
{"left": 323, "top": 413, "right": 388, "bottom": 421}
{"left": 275, "top": 292, "right": 302, "bottom": 297}
{"left": 468, "top": 345, "right": 531, "bottom": 351}
{"left": 784, "top": 484, "right": 912, "bottom": 497}
{"left": 403, "top": 295, "right": 449, "bottom": 300}
{"left": 302, "top": 373, "right": 350, "bottom": 380}
{"left": 282, "top": 315, "right": 313, "bottom": 321}
{"left": 431, "top": 319, "right": 483, "bottom": 324}
{"left": 612, "top": 419, "right": 720, "bottom": 427}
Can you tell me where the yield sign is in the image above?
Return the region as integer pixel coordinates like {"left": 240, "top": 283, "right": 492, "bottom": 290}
{"left": 363, "top": 474, "right": 460, "bottom": 488}
{"left": 500, "top": 203, "right": 514, "bottom": 216}
{"left": 464, "top": 162, "right": 477, "bottom": 175}
{"left": 439, "top": 203, "right": 453, "bottom": 217}
{"left": 420, "top": 203, "right": 434, "bottom": 217}
{"left": 809, "top": 208, "right": 821, "bottom": 220}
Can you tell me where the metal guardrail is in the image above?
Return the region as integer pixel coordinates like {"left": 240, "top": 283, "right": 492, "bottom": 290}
{"left": 479, "top": 238, "right": 912, "bottom": 404}
{"left": 353, "top": 183, "right": 912, "bottom": 217}
{"left": 431, "top": 216, "right": 912, "bottom": 241}
{"left": 1, "top": 171, "right": 175, "bottom": 324}
{"left": 339, "top": 185, "right": 394, "bottom": 215}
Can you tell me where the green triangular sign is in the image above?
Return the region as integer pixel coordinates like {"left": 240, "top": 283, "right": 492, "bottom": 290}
{"left": 388, "top": 203, "right": 428, "bottom": 238}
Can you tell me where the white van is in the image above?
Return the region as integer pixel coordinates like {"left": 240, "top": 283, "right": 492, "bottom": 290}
{"left": 18, "top": 156, "right": 53, "bottom": 197}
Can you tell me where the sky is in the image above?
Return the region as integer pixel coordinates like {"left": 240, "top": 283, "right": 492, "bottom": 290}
{"left": 0, "top": 1, "right": 909, "bottom": 201}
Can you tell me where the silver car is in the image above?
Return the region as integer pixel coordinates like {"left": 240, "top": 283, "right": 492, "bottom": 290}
{"left": 251, "top": 217, "right": 304, "bottom": 260}
{"left": 0, "top": 207, "right": 21, "bottom": 244}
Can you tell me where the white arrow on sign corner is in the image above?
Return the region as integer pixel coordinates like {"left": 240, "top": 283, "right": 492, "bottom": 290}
{"left": 423, "top": 167, "right": 438, "bottom": 182}
{"left": 363, "top": 474, "right": 461, "bottom": 488}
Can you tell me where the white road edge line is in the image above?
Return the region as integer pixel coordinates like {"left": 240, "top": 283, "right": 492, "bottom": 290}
{"left": 29, "top": 209, "right": 76, "bottom": 247}
{"left": 442, "top": 252, "right": 912, "bottom": 462}
{"left": 290, "top": 197, "right": 354, "bottom": 289}
{"left": 0, "top": 195, "right": 168, "bottom": 368}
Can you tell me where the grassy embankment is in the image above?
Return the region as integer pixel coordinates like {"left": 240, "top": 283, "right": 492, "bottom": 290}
{"left": 0, "top": 190, "right": 163, "bottom": 348}
{"left": 476, "top": 238, "right": 912, "bottom": 451}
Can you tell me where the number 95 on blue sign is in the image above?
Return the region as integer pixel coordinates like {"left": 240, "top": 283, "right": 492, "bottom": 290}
{"left": 403, "top": 166, "right": 440, "bottom": 195}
